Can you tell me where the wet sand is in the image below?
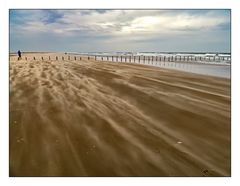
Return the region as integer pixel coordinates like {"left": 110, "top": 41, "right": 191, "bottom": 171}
{"left": 9, "top": 53, "right": 231, "bottom": 176}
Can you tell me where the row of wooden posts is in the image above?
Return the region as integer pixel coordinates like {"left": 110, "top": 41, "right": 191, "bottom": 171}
{"left": 20, "top": 56, "right": 91, "bottom": 61}
{"left": 19, "top": 55, "right": 231, "bottom": 63}
{"left": 95, "top": 55, "right": 230, "bottom": 62}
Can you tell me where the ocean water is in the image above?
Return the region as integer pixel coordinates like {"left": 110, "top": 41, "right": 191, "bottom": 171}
{"left": 72, "top": 52, "right": 231, "bottom": 78}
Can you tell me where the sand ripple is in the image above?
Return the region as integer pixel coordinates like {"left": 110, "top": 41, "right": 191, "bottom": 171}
{"left": 10, "top": 55, "right": 230, "bottom": 176}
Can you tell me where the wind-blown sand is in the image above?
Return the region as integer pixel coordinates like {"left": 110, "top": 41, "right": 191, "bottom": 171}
{"left": 9, "top": 53, "right": 230, "bottom": 176}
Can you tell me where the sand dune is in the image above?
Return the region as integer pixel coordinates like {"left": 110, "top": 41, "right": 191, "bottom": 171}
{"left": 9, "top": 53, "right": 230, "bottom": 176}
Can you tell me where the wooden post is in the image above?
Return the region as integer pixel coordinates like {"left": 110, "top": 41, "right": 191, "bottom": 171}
{"left": 80, "top": 57, "right": 82, "bottom": 60}
{"left": 74, "top": 56, "right": 76, "bottom": 60}
{"left": 56, "top": 56, "right": 58, "bottom": 60}
{"left": 62, "top": 56, "right": 64, "bottom": 60}
{"left": 121, "top": 56, "right": 122, "bottom": 62}
{"left": 112, "top": 56, "right": 113, "bottom": 61}
{"left": 95, "top": 56, "right": 97, "bottom": 60}
{"left": 41, "top": 57, "right": 44, "bottom": 61}
{"left": 34, "top": 57, "right": 36, "bottom": 60}
{"left": 143, "top": 56, "right": 145, "bottom": 63}
{"left": 49, "top": 56, "right": 51, "bottom": 60}
{"left": 25, "top": 57, "right": 27, "bottom": 60}
{"left": 68, "top": 56, "right": 70, "bottom": 60}
{"left": 139, "top": 56, "right": 140, "bottom": 63}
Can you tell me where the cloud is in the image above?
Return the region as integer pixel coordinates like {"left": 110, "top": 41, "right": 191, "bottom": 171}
{"left": 10, "top": 9, "right": 230, "bottom": 52}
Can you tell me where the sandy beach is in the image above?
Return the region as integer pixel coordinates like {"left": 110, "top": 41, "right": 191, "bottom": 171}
{"left": 9, "top": 53, "right": 231, "bottom": 176}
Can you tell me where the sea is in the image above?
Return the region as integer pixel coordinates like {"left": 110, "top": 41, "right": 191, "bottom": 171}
{"left": 69, "top": 52, "right": 231, "bottom": 78}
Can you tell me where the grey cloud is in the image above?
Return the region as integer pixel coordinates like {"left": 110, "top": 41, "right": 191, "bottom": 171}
{"left": 10, "top": 9, "right": 230, "bottom": 53}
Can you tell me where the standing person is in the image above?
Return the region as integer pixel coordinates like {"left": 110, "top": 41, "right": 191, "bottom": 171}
{"left": 17, "top": 50, "right": 22, "bottom": 60}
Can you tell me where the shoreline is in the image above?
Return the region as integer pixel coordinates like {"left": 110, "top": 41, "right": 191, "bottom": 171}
{"left": 9, "top": 53, "right": 231, "bottom": 79}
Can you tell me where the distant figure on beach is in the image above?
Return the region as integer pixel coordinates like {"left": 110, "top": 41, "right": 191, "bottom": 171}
{"left": 17, "top": 50, "right": 22, "bottom": 60}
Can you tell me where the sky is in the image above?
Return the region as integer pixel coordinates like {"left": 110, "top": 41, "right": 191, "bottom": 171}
{"left": 9, "top": 9, "right": 231, "bottom": 53}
